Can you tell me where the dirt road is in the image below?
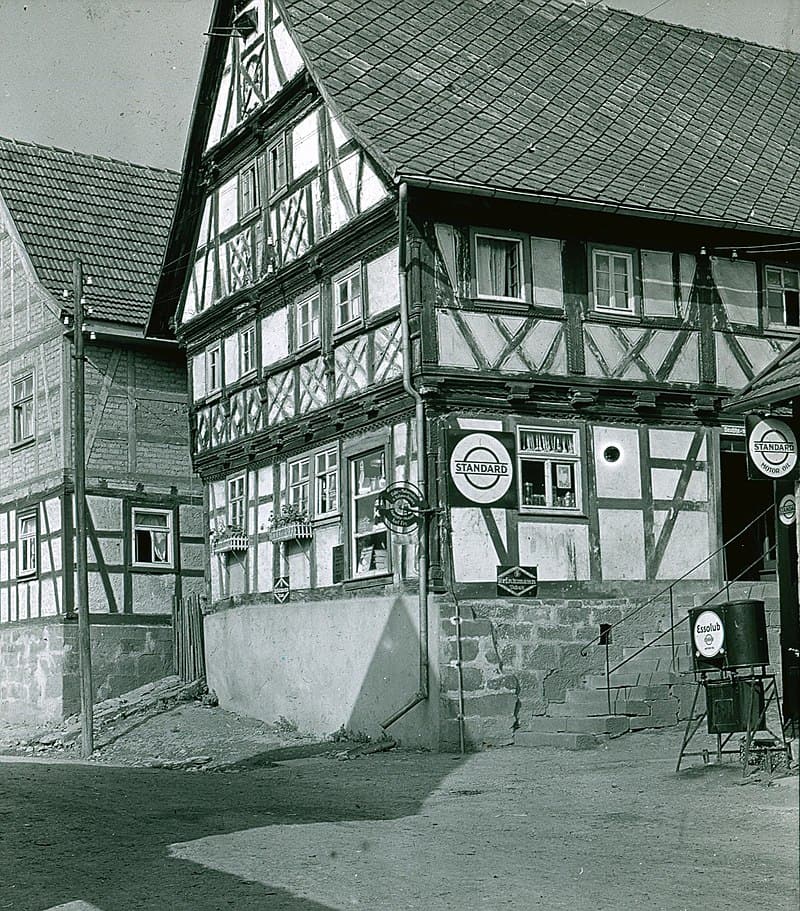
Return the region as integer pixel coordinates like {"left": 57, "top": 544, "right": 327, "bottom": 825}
{"left": 1, "top": 726, "right": 797, "bottom": 911}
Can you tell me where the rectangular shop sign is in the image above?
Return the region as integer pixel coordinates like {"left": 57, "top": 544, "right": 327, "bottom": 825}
{"left": 447, "top": 429, "right": 518, "bottom": 509}
{"left": 497, "top": 564, "right": 538, "bottom": 597}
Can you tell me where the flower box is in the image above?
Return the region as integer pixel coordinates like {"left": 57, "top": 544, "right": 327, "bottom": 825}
{"left": 211, "top": 532, "right": 249, "bottom": 555}
{"left": 267, "top": 522, "right": 313, "bottom": 543}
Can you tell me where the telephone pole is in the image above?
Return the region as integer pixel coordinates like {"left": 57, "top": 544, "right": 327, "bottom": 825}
{"left": 72, "top": 258, "right": 94, "bottom": 756}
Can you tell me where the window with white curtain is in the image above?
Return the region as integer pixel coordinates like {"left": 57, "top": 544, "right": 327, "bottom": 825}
{"left": 475, "top": 234, "right": 524, "bottom": 300}
{"left": 132, "top": 509, "right": 173, "bottom": 567}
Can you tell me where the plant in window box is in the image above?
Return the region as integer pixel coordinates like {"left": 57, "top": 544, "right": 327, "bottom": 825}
{"left": 267, "top": 504, "right": 313, "bottom": 543}
{"left": 210, "top": 520, "right": 249, "bottom": 554}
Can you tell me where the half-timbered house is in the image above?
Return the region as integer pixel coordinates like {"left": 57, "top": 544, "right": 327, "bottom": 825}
{"left": 150, "top": 0, "right": 800, "bottom": 748}
{"left": 0, "top": 139, "right": 203, "bottom": 723}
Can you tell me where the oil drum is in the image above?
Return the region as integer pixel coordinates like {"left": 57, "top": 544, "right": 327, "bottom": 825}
{"left": 723, "top": 600, "right": 769, "bottom": 669}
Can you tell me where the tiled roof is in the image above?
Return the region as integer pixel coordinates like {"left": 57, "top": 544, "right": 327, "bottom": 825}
{"left": 281, "top": 0, "right": 800, "bottom": 234}
{"left": 725, "top": 340, "right": 800, "bottom": 412}
{"left": 0, "top": 137, "right": 179, "bottom": 328}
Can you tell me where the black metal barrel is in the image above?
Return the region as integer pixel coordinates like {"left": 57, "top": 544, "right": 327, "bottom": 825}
{"left": 723, "top": 600, "right": 769, "bottom": 669}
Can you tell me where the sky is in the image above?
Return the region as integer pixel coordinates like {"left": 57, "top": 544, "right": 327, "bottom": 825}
{"left": 0, "top": 1, "right": 798, "bottom": 172}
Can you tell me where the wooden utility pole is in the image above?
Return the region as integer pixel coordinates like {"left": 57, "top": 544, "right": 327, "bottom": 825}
{"left": 72, "top": 258, "right": 94, "bottom": 756}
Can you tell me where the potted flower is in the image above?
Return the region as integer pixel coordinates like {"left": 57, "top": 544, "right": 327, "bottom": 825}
{"left": 267, "top": 504, "right": 313, "bottom": 543}
{"left": 210, "top": 520, "right": 249, "bottom": 554}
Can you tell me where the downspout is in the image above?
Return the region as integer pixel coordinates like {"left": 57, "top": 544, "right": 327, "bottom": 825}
{"left": 381, "top": 181, "right": 430, "bottom": 730}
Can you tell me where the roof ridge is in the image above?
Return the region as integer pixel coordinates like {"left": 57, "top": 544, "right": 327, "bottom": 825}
{"left": 0, "top": 135, "right": 180, "bottom": 178}
{"left": 583, "top": 0, "right": 798, "bottom": 59}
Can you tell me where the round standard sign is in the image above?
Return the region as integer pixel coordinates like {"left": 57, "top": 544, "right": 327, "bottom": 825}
{"left": 779, "top": 493, "right": 797, "bottom": 526}
{"left": 747, "top": 417, "right": 798, "bottom": 479}
{"left": 449, "top": 432, "right": 513, "bottom": 505}
{"left": 693, "top": 609, "right": 725, "bottom": 659}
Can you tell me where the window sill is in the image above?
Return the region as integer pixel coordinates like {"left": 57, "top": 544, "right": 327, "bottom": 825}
{"left": 332, "top": 319, "right": 366, "bottom": 344}
{"left": 130, "top": 564, "right": 176, "bottom": 574}
{"left": 591, "top": 308, "right": 638, "bottom": 320}
{"left": 17, "top": 572, "right": 38, "bottom": 582}
{"left": 9, "top": 438, "right": 35, "bottom": 453}
{"left": 519, "top": 508, "right": 586, "bottom": 519}
{"left": 342, "top": 572, "right": 394, "bottom": 590}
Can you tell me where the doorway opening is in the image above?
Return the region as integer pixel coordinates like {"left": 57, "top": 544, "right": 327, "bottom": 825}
{"left": 719, "top": 439, "right": 775, "bottom": 581}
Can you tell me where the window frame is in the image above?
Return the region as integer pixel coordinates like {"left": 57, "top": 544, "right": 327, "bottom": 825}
{"left": 11, "top": 371, "right": 35, "bottom": 447}
{"left": 349, "top": 446, "right": 391, "bottom": 578}
{"left": 473, "top": 231, "right": 528, "bottom": 303}
{"left": 227, "top": 474, "right": 247, "bottom": 531}
{"left": 131, "top": 507, "right": 175, "bottom": 570}
{"left": 764, "top": 265, "right": 800, "bottom": 330}
{"left": 295, "top": 288, "right": 322, "bottom": 350}
{"left": 16, "top": 511, "right": 38, "bottom": 579}
{"left": 287, "top": 457, "right": 311, "bottom": 515}
{"left": 207, "top": 343, "right": 222, "bottom": 393}
{"left": 238, "top": 162, "right": 260, "bottom": 218}
{"left": 516, "top": 424, "right": 583, "bottom": 515}
{"left": 332, "top": 265, "right": 363, "bottom": 331}
{"left": 315, "top": 447, "right": 339, "bottom": 518}
{"left": 591, "top": 248, "right": 637, "bottom": 316}
{"left": 239, "top": 324, "right": 257, "bottom": 376}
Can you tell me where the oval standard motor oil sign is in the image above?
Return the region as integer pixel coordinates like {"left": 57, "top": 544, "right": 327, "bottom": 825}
{"left": 693, "top": 609, "right": 725, "bottom": 659}
{"left": 746, "top": 414, "right": 799, "bottom": 481}
{"left": 447, "top": 430, "right": 517, "bottom": 508}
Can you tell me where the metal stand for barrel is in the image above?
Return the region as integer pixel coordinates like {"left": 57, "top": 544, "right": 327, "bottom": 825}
{"left": 676, "top": 670, "right": 790, "bottom": 775}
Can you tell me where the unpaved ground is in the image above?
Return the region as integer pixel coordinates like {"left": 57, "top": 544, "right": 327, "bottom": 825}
{"left": 1, "top": 716, "right": 797, "bottom": 911}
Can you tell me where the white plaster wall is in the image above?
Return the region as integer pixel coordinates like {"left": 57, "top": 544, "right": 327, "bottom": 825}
{"left": 451, "top": 508, "right": 507, "bottom": 582}
{"left": 205, "top": 595, "right": 440, "bottom": 748}
{"left": 598, "top": 509, "right": 646, "bottom": 579}
{"left": 517, "top": 522, "right": 590, "bottom": 580}
{"left": 593, "top": 426, "right": 641, "bottom": 499}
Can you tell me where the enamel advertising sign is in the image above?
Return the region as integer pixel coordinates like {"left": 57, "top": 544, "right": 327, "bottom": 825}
{"left": 745, "top": 414, "right": 798, "bottom": 481}
{"left": 447, "top": 430, "right": 517, "bottom": 508}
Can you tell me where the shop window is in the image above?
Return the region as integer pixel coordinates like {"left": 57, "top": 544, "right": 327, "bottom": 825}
{"left": 315, "top": 448, "right": 338, "bottom": 516}
{"left": 593, "top": 249, "right": 635, "bottom": 314}
{"left": 518, "top": 426, "right": 581, "bottom": 511}
{"left": 132, "top": 508, "right": 173, "bottom": 567}
{"left": 288, "top": 458, "right": 310, "bottom": 515}
{"left": 227, "top": 475, "right": 247, "bottom": 530}
{"left": 11, "top": 372, "right": 34, "bottom": 445}
{"left": 17, "top": 512, "right": 38, "bottom": 577}
{"left": 765, "top": 266, "right": 800, "bottom": 328}
{"left": 350, "top": 449, "right": 390, "bottom": 577}
{"left": 296, "top": 291, "right": 321, "bottom": 348}
{"left": 475, "top": 233, "right": 524, "bottom": 301}
{"left": 333, "top": 267, "right": 362, "bottom": 329}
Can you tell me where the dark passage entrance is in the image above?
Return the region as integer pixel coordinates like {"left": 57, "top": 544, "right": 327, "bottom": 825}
{"left": 719, "top": 441, "right": 775, "bottom": 580}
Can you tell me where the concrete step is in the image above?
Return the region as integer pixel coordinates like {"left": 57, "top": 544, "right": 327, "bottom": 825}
{"left": 514, "top": 731, "right": 600, "bottom": 750}
{"left": 525, "top": 715, "right": 631, "bottom": 736}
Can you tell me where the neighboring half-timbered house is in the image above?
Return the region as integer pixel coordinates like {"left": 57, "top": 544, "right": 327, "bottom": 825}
{"left": 0, "top": 138, "right": 203, "bottom": 722}
{"left": 150, "top": 0, "right": 800, "bottom": 748}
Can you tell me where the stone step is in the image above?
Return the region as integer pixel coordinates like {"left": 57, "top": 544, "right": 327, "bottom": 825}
{"left": 524, "top": 715, "right": 631, "bottom": 736}
{"left": 514, "top": 731, "right": 600, "bottom": 750}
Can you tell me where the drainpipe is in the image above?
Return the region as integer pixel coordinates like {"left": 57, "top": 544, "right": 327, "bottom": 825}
{"left": 381, "top": 182, "right": 430, "bottom": 730}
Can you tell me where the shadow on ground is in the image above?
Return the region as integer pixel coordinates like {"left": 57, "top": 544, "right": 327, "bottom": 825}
{"left": 1, "top": 752, "right": 464, "bottom": 911}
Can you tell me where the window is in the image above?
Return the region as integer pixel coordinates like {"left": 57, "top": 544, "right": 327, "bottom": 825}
{"left": 593, "top": 250, "right": 635, "bottom": 313}
{"left": 239, "top": 325, "right": 257, "bottom": 374}
{"left": 350, "top": 449, "right": 390, "bottom": 577}
{"left": 475, "top": 234, "right": 524, "bottom": 300}
{"left": 517, "top": 426, "right": 581, "bottom": 512}
{"left": 239, "top": 164, "right": 259, "bottom": 216}
{"left": 333, "top": 268, "right": 362, "bottom": 329}
{"left": 207, "top": 344, "right": 221, "bottom": 391}
{"left": 132, "top": 509, "right": 173, "bottom": 567}
{"left": 296, "top": 291, "right": 321, "bottom": 348}
{"left": 268, "top": 140, "right": 286, "bottom": 195}
{"left": 288, "top": 458, "right": 310, "bottom": 514}
{"left": 765, "top": 267, "right": 800, "bottom": 328}
{"left": 11, "top": 373, "right": 34, "bottom": 445}
{"left": 17, "top": 513, "right": 37, "bottom": 577}
{"left": 315, "top": 448, "right": 338, "bottom": 516}
{"left": 228, "top": 475, "right": 246, "bottom": 530}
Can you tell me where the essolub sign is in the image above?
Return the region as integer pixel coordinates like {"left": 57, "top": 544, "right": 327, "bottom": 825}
{"left": 746, "top": 414, "right": 798, "bottom": 481}
{"left": 447, "top": 430, "right": 517, "bottom": 508}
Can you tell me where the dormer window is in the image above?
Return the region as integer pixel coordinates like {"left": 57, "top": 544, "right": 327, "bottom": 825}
{"left": 765, "top": 266, "right": 800, "bottom": 328}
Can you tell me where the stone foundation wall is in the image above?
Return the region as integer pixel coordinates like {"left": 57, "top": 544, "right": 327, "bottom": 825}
{"left": 0, "top": 616, "right": 173, "bottom": 724}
